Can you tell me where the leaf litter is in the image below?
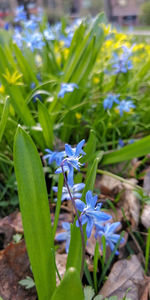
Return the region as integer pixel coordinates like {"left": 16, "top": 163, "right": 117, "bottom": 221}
{"left": 0, "top": 168, "right": 149, "bottom": 300}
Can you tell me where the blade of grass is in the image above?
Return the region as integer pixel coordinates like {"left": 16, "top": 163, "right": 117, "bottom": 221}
{"left": 93, "top": 241, "right": 100, "bottom": 294}
{"left": 0, "top": 97, "right": 10, "bottom": 142}
{"left": 52, "top": 173, "right": 64, "bottom": 239}
{"left": 98, "top": 232, "right": 125, "bottom": 289}
{"left": 145, "top": 228, "right": 150, "bottom": 274}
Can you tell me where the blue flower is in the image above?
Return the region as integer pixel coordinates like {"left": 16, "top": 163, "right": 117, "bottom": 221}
{"left": 53, "top": 183, "right": 85, "bottom": 202}
{"left": 44, "top": 28, "right": 55, "bottom": 41}
{"left": 95, "top": 222, "right": 124, "bottom": 255}
{"left": 55, "top": 222, "right": 71, "bottom": 253}
{"left": 58, "top": 83, "right": 78, "bottom": 98}
{"left": 55, "top": 139, "right": 85, "bottom": 187}
{"left": 117, "top": 100, "right": 135, "bottom": 116}
{"left": 103, "top": 94, "right": 120, "bottom": 110}
{"left": 13, "top": 29, "right": 23, "bottom": 48}
{"left": 112, "top": 46, "right": 133, "bottom": 74}
{"left": 43, "top": 149, "right": 65, "bottom": 166}
{"left": 14, "top": 5, "right": 27, "bottom": 22}
{"left": 118, "top": 139, "right": 124, "bottom": 148}
{"left": 59, "top": 32, "right": 74, "bottom": 48}
{"left": 30, "top": 82, "right": 42, "bottom": 102}
{"left": 22, "top": 31, "right": 45, "bottom": 52}
{"left": 24, "top": 20, "right": 38, "bottom": 31}
{"left": 75, "top": 191, "right": 111, "bottom": 238}
{"left": 128, "top": 139, "right": 135, "bottom": 144}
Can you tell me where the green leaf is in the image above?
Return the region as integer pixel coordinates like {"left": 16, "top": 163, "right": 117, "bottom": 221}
{"left": 52, "top": 173, "right": 63, "bottom": 239}
{"left": 66, "top": 222, "right": 82, "bottom": 273}
{"left": 19, "top": 276, "right": 35, "bottom": 289}
{"left": 145, "top": 228, "right": 150, "bottom": 274}
{"left": 82, "top": 152, "right": 104, "bottom": 202}
{"left": 51, "top": 267, "right": 84, "bottom": 300}
{"left": 81, "top": 129, "right": 97, "bottom": 164}
{"left": 38, "top": 100, "right": 54, "bottom": 148}
{"left": 84, "top": 286, "right": 95, "bottom": 300}
{"left": 13, "top": 126, "right": 56, "bottom": 300}
{"left": 102, "top": 135, "right": 150, "bottom": 165}
{"left": 93, "top": 242, "right": 99, "bottom": 294}
{"left": 0, "top": 97, "right": 10, "bottom": 142}
{"left": 94, "top": 295, "right": 103, "bottom": 300}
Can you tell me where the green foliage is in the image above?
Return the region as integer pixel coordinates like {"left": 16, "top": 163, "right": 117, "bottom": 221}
{"left": 140, "top": 1, "right": 150, "bottom": 25}
{"left": 102, "top": 134, "right": 150, "bottom": 165}
{"left": 51, "top": 268, "right": 84, "bottom": 300}
{"left": 13, "top": 126, "right": 56, "bottom": 300}
{"left": 0, "top": 96, "right": 10, "bottom": 142}
{"left": 19, "top": 276, "right": 35, "bottom": 290}
{"left": 145, "top": 228, "right": 150, "bottom": 274}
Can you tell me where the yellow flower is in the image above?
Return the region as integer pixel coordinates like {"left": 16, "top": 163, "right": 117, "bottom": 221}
{"left": 3, "top": 69, "right": 23, "bottom": 85}
{"left": 75, "top": 112, "right": 82, "bottom": 120}
{"left": 63, "top": 48, "right": 69, "bottom": 59}
{"left": 56, "top": 55, "right": 61, "bottom": 65}
{"left": 0, "top": 84, "right": 5, "bottom": 94}
{"left": 93, "top": 76, "right": 100, "bottom": 84}
{"left": 105, "top": 40, "right": 113, "bottom": 48}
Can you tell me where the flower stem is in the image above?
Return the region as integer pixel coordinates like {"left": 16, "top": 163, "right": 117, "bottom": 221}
{"left": 61, "top": 164, "right": 85, "bottom": 280}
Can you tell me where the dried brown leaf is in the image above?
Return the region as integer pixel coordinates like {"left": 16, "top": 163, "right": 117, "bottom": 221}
{"left": 99, "top": 255, "right": 145, "bottom": 300}
{"left": 0, "top": 239, "right": 36, "bottom": 300}
{"left": 55, "top": 253, "right": 67, "bottom": 285}
{"left": 0, "top": 211, "right": 23, "bottom": 247}
{"left": 99, "top": 175, "right": 140, "bottom": 228}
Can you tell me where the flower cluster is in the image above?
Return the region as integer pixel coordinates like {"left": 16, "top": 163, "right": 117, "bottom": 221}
{"left": 55, "top": 189, "right": 124, "bottom": 255}
{"left": 103, "top": 94, "right": 135, "bottom": 116}
{"left": 46, "top": 140, "right": 124, "bottom": 255}
{"left": 44, "top": 139, "right": 85, "bottom": 187}
{"left": 11, "top": 6, "right": 83, "bottom": 54}
{"left": 53, "top": 183, "right": 85, "bottom": 202}
{"left": 111, "top": 45, "right": 133, "bottom": 74}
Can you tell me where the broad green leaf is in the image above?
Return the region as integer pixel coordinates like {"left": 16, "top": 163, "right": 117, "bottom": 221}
{"left": 66, "top": 222, "right": 82, "bottom": 273}
{"left": 38, "top": 100, "right": 54, "bottom": 148}
{"left": 102, "top": 135, "right": 150, "bottom": 165}
{"left": 81, "top": 129, "right": 97, "bottom": 164}
{"left": 51, "top": 267, "right": 84, "bottom": 300}
{"left": 13, "top": 126, "right": 56, "bottom": 300}
{"left": 0, "top": 97, "right": 10, "bottom": 142}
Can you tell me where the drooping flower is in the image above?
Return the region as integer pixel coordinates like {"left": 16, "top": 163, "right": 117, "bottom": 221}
{"left": 75, "top": 191, "right": 111, "bottom": 238}
{"left": 55, "top": 139, "right": 85, "bottom": 187}
{"left": 103, "top": 93, "right": 120, "bottom": 110}
{"left": 53, "top": 183, "right": 85, "bottom": 202}
{"left": 55, "top": 222, "right": 71, "bottom": 253}
{"left": 58, "top": 83, "right": 78, "bottom": 98}
{"left": 43, "top": 149, "right": 66, "bottom": 166}
{"left": 95, "top": 222, "right": 124, "bottom": 255}
{"left": 116, "top": 99, "right": 135, "bottom": 116}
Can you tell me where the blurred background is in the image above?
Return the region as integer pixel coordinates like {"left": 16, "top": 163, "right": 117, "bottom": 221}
{"left": 0, "top": 0, "right": 150, "bottom": 28}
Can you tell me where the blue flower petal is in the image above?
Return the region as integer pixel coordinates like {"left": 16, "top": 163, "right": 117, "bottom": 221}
{"left": 86, "top": 217, "right": 94, "bottom": 238}
{"left": 62, "top": 222, "right": 70, "bottom": 231}
{"left": 55, "top": 232, "right": 68, "bottom": 241}
{"left": 75, "top": 199, "right": 86, "bottom": 212}
{"left": 75, "top": 139, "right": 85, "bottom": 156}
{"left": 65, "top": 144, "right": 74, "bottom": 157}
